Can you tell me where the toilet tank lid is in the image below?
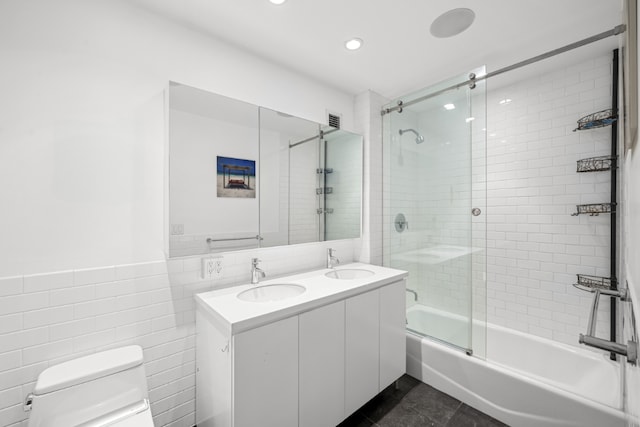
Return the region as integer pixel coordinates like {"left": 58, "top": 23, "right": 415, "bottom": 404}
{"left": 33, "top": 345, "right": 144, "bottom": 395}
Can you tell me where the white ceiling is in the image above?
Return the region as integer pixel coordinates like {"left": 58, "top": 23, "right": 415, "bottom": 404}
{"left": 128, "top": 0, "right": 623, "bottom": 99}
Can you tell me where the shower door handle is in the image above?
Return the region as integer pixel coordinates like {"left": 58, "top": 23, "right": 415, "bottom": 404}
{"left": 471, "top": 208, "right": 481, "bottom": 216}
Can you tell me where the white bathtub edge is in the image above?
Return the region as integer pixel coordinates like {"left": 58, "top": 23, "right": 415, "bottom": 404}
{"left": 407, "top": 332, "right": 626, "bottom": 427}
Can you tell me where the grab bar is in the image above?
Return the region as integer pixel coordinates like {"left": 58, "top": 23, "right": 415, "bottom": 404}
{"left": 598, "top": 287, "right": 628, "bottom": 299}
{"left": 579, "top": 288, "right": 638, "bottom": 364}
{"left": 579, "top": 335, "right": 637, "bottom": 362}
{"left": 586, "top": 289, "right": 601, "bottom": 337}
{"left": 206, "top": 235, "right": 263, "bottom": 244}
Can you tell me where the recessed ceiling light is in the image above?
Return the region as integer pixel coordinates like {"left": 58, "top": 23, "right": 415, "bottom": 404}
{"left": 465, "top": 117, "right": 475, "bottom": 123}
{"left": 499, "top": 98, "right": 512, "bottom": 105}
{"left": 345, "top": 38, "right": 363, "bottom": 51}
{"left": 430, "top": 8, "right": 475, "bottom": 38}
{"left": 444, "top": 103, "right": 455, "bottom": 110}
{"left": 269, "top": 0, "right": 287, "bottom": 4}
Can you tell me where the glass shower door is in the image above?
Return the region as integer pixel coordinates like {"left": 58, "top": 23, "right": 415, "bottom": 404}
{"left": 383, "top": 68, "right": 486, "bottom": 355}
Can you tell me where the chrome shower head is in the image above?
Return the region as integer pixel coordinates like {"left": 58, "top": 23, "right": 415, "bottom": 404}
{"left": 399, "top": 128, "right": 424, "bottom": 144}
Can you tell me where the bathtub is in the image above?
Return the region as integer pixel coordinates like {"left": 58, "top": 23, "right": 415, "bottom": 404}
{"left": 406, "top": 305, "right": 626, "bottom": 427}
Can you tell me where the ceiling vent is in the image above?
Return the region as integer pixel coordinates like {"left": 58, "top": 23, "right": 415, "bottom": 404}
{"left": 328, "top": 112, "right": 341, "bottom": 129}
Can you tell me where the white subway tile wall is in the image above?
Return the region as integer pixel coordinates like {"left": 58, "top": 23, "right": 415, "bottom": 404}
{"left": 485, "top": 53, "right": 614, "bottom": 345}
{"left": 0, "top": 240, "right": 355, "bottom": 427}
{"left": 325, "top": 132, "right": 363, "bottom": 241}
{"left": 289, "top": 139, "right": 321, "bottom": 244}
{"left": 356, "top": 91, "right": 388, "bottom": 266}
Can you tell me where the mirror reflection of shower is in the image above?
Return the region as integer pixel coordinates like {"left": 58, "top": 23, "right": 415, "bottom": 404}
{"left": 399, "top": 128, "right": 425, "bottom": 144}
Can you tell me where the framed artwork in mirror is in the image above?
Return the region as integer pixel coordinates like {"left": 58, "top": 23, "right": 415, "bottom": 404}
{"left": 217, "top": 156, "right": 256, "bottom": 198}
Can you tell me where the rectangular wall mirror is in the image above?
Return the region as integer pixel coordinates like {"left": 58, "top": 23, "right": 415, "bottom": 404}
{"left": 167, "top": 82, "right": 363, "bottom": 258}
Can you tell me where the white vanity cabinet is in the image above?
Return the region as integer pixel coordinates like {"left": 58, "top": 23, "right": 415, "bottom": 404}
{"left": 233, "top": 316, "right": 299, "bottom": 427}
{"left": 299, "top": 300, "right": 345, "bottom": 427}
{"left": 195, "top": 265, "right": 407, "bottom": 427}
{"left": 379, "top": 280, "right": 407, "bottom": 388}
{"left": 345, "top": 289, "right": 380, "bottom": 415}
{"left": 195, "top": 314, "right": 299, "bottom": 427}
{"left": 344, "top": 280, "right": 406, "bottom": 414}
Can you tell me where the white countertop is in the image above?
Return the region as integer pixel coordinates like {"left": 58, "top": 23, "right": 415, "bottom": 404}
{"left": 195, "top": 262, "right": 408, "bottom": 335}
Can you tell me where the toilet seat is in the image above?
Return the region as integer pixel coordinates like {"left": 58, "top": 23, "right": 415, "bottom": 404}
{"left": 76, "top": 400, "right": 154, "bottom": 427}
{"left": 108, "top": 408, "right": 154, "bottom": 427}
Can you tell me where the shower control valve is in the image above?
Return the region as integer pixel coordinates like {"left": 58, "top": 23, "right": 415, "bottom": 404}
{"left": 394, "top": 213, "right": 408, "bottom": 233}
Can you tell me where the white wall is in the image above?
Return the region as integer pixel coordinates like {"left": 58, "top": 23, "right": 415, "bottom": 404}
{"left": 0, "top": 1, "right": 357, "bottom": 426}
{"left": 289, "top": 140, "right": 321, "bottom": 244}
{"left": 623, "top": 5, "right": 640, "bottom": 424}
{"left": 0, "top": 0, "right": 354, "bottom": 277}
{"left": 169, "top": 109, "right": 260, "bottom": 256}
{"left": 356, "top": 91, "right": 388, "bottom": 266}
{"left": 257, "top": 127, "right": 289, "bottom": 247}
{"left": 325, "top": 132, "right": 363, "bottom": 241}
{"left": 623, "top": 113, "right": 640, "bottom": 427}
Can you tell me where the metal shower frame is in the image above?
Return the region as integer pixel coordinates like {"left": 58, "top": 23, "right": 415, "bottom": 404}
{"left": 381, "top": 25, "right": 626, "bottom": 117}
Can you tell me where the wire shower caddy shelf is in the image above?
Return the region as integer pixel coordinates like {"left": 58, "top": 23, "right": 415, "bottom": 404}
{"left": 573, "top": 274, "right": 617, "bottom": 293}
{"left": 573, "top": 109, "right": 617, "bottom": 131}
{"left": 576, "top": 155, "right": 616, "bottom": 172}
{"left": 571, "top": 202, "right": 615, "bottom": 216}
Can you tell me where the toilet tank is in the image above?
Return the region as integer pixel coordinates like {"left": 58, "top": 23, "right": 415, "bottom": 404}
{"left": 27, "top": 345, "right": 149, "bottom": 427}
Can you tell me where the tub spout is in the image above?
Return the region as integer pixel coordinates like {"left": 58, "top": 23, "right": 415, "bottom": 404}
{"left": 406, "top": 289, "right": 418, "bottom": 301}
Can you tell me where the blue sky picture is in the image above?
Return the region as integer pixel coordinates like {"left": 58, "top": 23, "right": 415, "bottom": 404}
{"left": 216, "top": 156, "right": 255, "bottom": 176}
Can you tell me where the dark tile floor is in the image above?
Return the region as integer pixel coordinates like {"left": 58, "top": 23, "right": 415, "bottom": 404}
{"left": 337, "top": 375, "right": 509, "bottom": 427}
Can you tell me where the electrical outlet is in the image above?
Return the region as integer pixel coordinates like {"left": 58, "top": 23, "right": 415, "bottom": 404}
{"left": 171, "top": 224, "right": 184, "bottom": 235}
{"left": 212, "top": 257, "right": 223, "bottom": 279}
{"left": 202, "top": 256, "right": 224, "bottom": 280}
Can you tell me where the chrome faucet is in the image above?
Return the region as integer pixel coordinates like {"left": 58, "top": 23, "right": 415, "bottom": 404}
{"left": 327, "top": 248, "right": 340, "bottom": 269}
{"left": 406, "top": 289, "right": 418, "bottom": 301}
{"left": 251, "top": 258, "right": 266, "bottom": 284}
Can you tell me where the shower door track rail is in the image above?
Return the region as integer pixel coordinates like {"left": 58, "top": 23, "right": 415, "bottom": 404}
{"left": 406, "top": 329, "right": 473, "bottom": 357}
{"left": 381, "top": 25, "right": 626, "bottom": 116}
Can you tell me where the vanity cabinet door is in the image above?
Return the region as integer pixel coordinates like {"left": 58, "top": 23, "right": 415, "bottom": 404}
{"left": 299, "top": 300, "right": 346, "bottom": 427}
{"left": 345, "top": 289, "right": 380, "bottom": 416}
{"left": 196, "top": 311, "right": 232, "bottom": 427}
{"left": 379, "top": 279, "right": 407, "bottom": 390}
{"left": 232, "top": 316, "right": 298, "bottom": 427}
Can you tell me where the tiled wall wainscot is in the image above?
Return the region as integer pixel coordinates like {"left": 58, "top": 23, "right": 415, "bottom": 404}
{"left": 0, "top": 239, "right": 355, "bottom": 427}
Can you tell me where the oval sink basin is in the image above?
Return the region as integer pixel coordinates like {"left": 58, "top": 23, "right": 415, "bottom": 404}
{"left": 324, "top": 269, "right": 375, "bottom": 280}
{"left": 237, "top": 283, "right": 306, "bottom": 302}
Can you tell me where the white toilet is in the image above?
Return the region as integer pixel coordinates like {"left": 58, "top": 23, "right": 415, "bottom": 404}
{"left": 26, "top": 345, "right": 154, "bottom": 427}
